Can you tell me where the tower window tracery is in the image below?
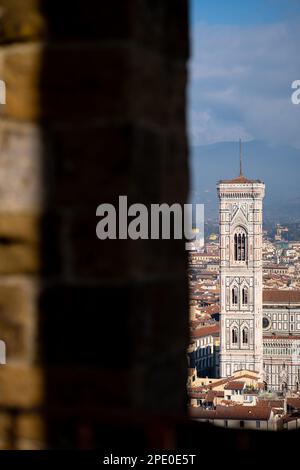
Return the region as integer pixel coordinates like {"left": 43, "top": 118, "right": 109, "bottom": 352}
{"left": 242, "top": 287, "right": 248, "bottom": 305}
{"left": 232, "top": 286, "right": 238, "bottom": 305}
{"left": 234, "top": 227, "right": 247, "bottom": 261}
{"left": 242, "top": 327, "right": 249, "bottom": 344}
{"left": 232, "top": 328, "right": 238, "bottom": 344}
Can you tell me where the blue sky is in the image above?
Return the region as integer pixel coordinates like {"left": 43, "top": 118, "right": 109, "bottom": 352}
{"left": 191, "top": 0, "right": 300, "bottom": 25}
{"left": 188, "top": 0, "right": 300, "bottom": 147}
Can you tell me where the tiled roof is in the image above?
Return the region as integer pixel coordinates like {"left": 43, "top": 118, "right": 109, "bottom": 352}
{"left": 215, "top": 405, "right": 272, "bottom": 421}
{"left": 189, "top": 392, "right": 207, "bottom": 399}
{"left": 258, "top": 399, "right": 284, "bottom": 408}
{"left": 263, "top": 289, "right": 300, "bottom": 304}
{"left": 205, "top": 391, "right": 224, "bottom": 402}
{"left": 263, "top": 335, "right": 300, "bottom": 340}
{"left": 287, "top": 398, "right": 300, "bottom": 409}
{"left": 191, "top": 405, "right": 272, "bottom": 421}
{"left": 224, "top": 381, "right": 245, "bottom": 391}
{"left": 238, "top": 373, "right": 260, "bottom": 380}
{"left": 190, "top": 324, "right": 219, "bottom": 339}
{"left": 219, "top": 175, "right": 262, "bottom": 185}
{"left": 189, "top": 408, "right": 216, "bottom": 419}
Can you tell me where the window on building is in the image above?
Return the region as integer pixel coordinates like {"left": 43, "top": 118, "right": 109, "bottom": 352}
{"left": 242, "top": 287, "right": 248, "bottom": 305}
{"left": 234, "top": 228, "right": 247, "bottom": 261}
{"left": 232, "top": 286, "right": 238, "bottom": 305}
{"left": 242, "top": 327, "right": 249, "bottom": 344}
{"left": 240, "top": 420, "right": 244, "bottom": 428}
{"left": 232, "top": 328, "right": 238, "bottom": 344}
{"left": 234, "top": 233, "right": 238, "bottom": 260}
{"left": 256, "top": 421, "right": 260, "bottom": 429}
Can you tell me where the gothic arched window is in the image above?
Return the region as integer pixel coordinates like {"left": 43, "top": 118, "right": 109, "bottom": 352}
{"left": 242, "top": 287, "right": 248, "bottom": 305}
{"left": 234, "top": 234, "right": 238, "bottom": 260}
{"left": 234, "top": 227, "right": 247, "bottom": 261}
{"left": 232, "top": 328, "right": 238, "bottom": 344}
{"left": 242, "top": 327, "right": 249, "bottom": 344}
{"left": 232, "top": 286, "right": 238, "bottom": 305}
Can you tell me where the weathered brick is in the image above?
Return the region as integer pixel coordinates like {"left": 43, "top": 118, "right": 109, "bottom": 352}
{"left": 16, "top": 413, "right": 45, "bottom": 449}
{"left": 132, "top": 0, "right": 189, "bottom": 60}
{"left": 0, "top": 121, "right": 44, "bottom": 212}
{"left": 2, "top": 43, "right": 131, "bottom": 122}
{"left": 2, "top": 43, "right": 42, "bottom": 120}
{"left": 0, "top": 284, "right": 33, "bottom": 360}
{"left": 130, "top": 279, "right": 189, "bottom": 411}
{"left": 0, "top": 366, "right": 43, "bottom": 408}
{"left": 69, "top": 214, "right": 133, "bottom": 280}
{"left": 2, "top": 43, "right": 186, "bottom": 126}
{"left": 50, "top": 124, "right": 186, "bottom": 209}
{"left": 50, "top": 125, "right": 133, "bottom": 208}
{"left": 39, "top": 285, "right": 132, "bottom": 367}
{"left": 28, "top": 0, "right": 189, "bottom": 59}
{"left": 0, "top": 0, "right": 190, "bottom": 448}
{"left": 0, "top": 413, "right": 10, "bottom": 450}
{"left": 0, "top": 213, "right": 62, "bottom": 275}
{"left": 0, "top": 0, "right": 45, "bottom": 44}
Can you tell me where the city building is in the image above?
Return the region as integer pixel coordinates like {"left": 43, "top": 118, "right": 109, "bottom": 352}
{"left": 188, "top": 146, "right": 300, "bottom": 410}
{"left": 188, "top": 324, "right": 220, "bottom": 377}
{"left": 217, "top": 148, "right": 265, "bottom": 378}
{"left": 263, "top": 289, "right": 300, "bottom": 391}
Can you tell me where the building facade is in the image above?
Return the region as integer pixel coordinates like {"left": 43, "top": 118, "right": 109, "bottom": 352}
{"left": 263, "top": 289, "right": 300, "bottom": 391}
{"left": 217, "top": 168, "right": 265, "bottom": 378}
{"left": 188, "top": 324, "right": 220, "bottom": 378}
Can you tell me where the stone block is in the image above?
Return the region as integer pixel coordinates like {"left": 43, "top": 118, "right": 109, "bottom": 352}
{"left": 0, "top": 0, "right": 45, "bottom": 43}
{"left": 0, "top": 366, "right": 43, "bottom": 408}
{"left": 0, "top": 121, "right": 44, "bottom": 212}
{"left": 0, "top": 283, "right": 33, "bottom": 361}
{"left": 0, "top": 213, "right": 62, "bottom": 275}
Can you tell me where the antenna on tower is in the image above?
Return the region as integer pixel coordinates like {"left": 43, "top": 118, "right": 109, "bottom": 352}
{"left": 239, "top": 138, "right": 243, "bottom": 176}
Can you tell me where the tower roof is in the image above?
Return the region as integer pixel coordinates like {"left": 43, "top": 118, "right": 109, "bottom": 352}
{"left": 220, "top": 175, "right": 262, "bottom": 184}
{"left": 219, "top": 139, "right": 263, "bottom": 185}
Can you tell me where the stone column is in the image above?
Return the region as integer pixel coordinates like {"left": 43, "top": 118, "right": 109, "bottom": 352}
{"left": 0, "top": 0, "right": 189, "bottom": 448}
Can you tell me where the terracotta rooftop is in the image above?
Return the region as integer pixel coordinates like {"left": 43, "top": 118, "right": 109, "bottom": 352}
{"left": 190, "top": 323, "right": 219, "bottom": 339}
{"left": 205, "top": 391, "right": 224, "bottom": 402}
{"left": 219, "top": 175, "right": 262, "bottom": 185}
{"left": 287, "top": 398, "right": 300, "bottom": 409}
{"left": 189, "top": 408, "right": 216, "bottom": 419}
{"left": 224, "top": 381, "right": 245, "bottom": 391}
{"left": 189, "top": 392, "right": 207, "bottom": 399}
{"left": 263, "top": 289, "right": 300, "bottom": 304}
{"left": 190, "top": 405, "right": 272, "bottom": 421}
{"left": 215, "top": 405, "right": 272, "bottom": 421}
{"left": 263, "top": 334, "right": 300, "bottom": 340}
{"left": 258, "top": 399, "right": 284, "bottom": 408}
{"left": 238, "top": 373, "right": 260, "bottom": 380}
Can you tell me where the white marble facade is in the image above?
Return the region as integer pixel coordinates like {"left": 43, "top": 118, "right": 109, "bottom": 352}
{"left": 217, "top": 174, "right": 265, "bottom": 379}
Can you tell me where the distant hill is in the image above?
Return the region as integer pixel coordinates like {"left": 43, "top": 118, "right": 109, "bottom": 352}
{"left": 189, "top": 140, "right": 300, "bottom": 223}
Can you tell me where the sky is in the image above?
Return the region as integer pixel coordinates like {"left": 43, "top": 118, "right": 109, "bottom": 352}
{"left": 188, "top": 0, "right": 300, "bottom": 148}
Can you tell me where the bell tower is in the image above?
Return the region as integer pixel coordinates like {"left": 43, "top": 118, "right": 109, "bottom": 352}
{"left": 217, "top": 142, "right": 265, "bottom": 377}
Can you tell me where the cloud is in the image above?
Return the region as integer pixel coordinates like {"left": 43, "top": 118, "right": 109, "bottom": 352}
{"left": 188, "top": 21, "right": 300, "bottom": 147}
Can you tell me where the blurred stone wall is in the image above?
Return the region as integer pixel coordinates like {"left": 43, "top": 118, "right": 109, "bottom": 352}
{"left": 0, "top": 0, "right": 189, "bottom": 449}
